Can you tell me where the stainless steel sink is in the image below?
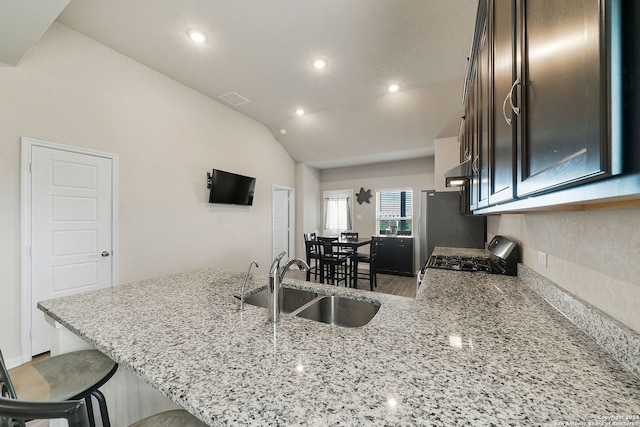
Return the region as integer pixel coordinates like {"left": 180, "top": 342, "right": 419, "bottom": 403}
{"left": 294, "top": 295, "right": 380, "bottom": 328}
{"left": 239, "top": 287, "right": 318, "bottom": 314}
{"left": 237, "top": 288, "right": 380, "bottom": 327}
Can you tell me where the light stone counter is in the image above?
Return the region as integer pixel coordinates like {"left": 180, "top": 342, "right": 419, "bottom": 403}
{"left": 39, "top": 252, "right": 640, "bottom": 426}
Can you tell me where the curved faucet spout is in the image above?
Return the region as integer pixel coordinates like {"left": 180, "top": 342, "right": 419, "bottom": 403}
{"left": 239, "top": 261, "right": 259, "bottom": 312}
{"left": 267, "top": 253, "right": 310, "bottom": 323}
{"left": 269, "top": 251, "right": 287, "bottom": 277}
{"left": 278, "top": 258, "right": 310, "bottom": 281}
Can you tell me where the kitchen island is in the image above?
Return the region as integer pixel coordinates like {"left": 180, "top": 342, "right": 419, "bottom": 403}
{"left": 39, "top": 249, "right": 640, "bottom": 426}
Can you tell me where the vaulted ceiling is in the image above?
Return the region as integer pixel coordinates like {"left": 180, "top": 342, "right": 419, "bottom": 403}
{"left": 2, "top": 0, "right": 478, "bottom": 169}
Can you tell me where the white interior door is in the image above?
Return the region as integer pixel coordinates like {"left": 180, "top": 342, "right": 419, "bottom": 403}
{"left": 27, "top": 142, "right": 116, "bottom": 356}
{"left": 273, "top": 187, "right": 294, "bottom": 259}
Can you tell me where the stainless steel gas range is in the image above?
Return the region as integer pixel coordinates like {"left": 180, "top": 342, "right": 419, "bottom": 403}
{"left": 418, "top": 235, "right": 518, "bottom": 285}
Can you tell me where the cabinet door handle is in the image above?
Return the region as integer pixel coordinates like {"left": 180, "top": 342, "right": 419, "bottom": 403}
{"left": 472, "top": 155, "right": 479, "bottom": 174}
{"left": 502, "top": 78, "right": 521, "bottom": 126}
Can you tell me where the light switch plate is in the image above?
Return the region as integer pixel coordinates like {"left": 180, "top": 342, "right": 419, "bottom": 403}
{"left": 537, "top": 251, "right": 547, "bottom": 267}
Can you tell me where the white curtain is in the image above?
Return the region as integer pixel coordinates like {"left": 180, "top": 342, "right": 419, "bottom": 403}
{"left": 323, "top": 196, "right": 352, "bottom": 231}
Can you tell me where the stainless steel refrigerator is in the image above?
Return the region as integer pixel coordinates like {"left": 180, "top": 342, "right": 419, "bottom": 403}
{"left": 418, "top": 190, "right": 486, "bottom": 267}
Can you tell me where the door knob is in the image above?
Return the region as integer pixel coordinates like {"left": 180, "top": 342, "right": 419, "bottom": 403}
{"left": 101, "top": 251, "right": 111, "bottom": 257}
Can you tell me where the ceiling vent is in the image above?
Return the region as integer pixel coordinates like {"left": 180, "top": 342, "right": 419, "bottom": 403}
{"left": 219, "top": 91, "right": 250, "bottom": 106}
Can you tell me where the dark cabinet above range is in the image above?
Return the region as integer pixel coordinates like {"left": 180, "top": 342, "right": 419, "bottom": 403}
{"left": 457, "top": 0, "right": 639, "bottom": 214}
{"left": 515, "top": 0, "right": 623, "bottom": 197}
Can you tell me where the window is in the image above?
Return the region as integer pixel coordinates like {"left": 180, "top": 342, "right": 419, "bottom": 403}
{"left": 323, "top": 190, "right": 353, "bottom": 232}
{"left": 376, "top": 189, "right": 413, "bottom": 235}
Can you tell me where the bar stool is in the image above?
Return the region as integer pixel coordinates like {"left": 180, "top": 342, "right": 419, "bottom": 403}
{"left": 0, "top": 398, "right": 207, "bottom": 427}
{"left": 0, "top": 350, "right": 207, "bottom": 427}
{"left": 0, "top": 396, "right": 90, "bottom": 427}
{"left": 129, "top": 409, "right": 207, "bottom": 426}
{"left": 3, "top": 348, "right": 117, "bottom": 427}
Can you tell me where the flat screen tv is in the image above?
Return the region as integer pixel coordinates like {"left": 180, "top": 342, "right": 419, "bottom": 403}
{"left": 208, "top": 169, "right": 256, "bottom": 206}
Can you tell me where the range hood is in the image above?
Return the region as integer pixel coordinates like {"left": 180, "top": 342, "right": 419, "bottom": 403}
{"left": 444, "top": 159, "right": 472, "bottom": 187}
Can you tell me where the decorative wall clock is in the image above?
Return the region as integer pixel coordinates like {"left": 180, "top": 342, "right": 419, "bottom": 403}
{"left": 356, "top": 187, "right": 372, "bottom": 204}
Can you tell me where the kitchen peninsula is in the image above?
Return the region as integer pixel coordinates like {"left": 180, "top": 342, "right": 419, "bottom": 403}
{"left": 39, "top": 251, "right": 640, "bottom": 426}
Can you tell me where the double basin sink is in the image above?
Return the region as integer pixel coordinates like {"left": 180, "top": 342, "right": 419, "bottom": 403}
{"left": 238, "top": 287, "right": 380, "bottom": 328}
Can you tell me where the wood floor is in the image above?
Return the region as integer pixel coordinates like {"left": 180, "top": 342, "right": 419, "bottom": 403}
{"left": 8, "top": 353, "right": 51, "bottom": 426}
{"left": 286, "top": 268, "right": 417, "bottom": 298}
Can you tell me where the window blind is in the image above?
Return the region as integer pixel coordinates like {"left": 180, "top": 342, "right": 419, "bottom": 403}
{"left": 378, "top": 190, "right": 413, "bottom": 219}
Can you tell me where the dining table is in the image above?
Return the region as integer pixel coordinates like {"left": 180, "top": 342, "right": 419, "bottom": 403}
{"left": 320, "top": 236, "right": 371, "bottom": 288}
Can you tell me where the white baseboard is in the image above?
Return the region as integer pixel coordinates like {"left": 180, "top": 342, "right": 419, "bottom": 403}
{"left": 5, "top": 354, "right": 26, "bottom": 370}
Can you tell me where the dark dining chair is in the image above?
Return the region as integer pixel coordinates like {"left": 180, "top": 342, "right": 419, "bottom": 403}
{"left": 340, "top": 232, "right": 358, "bottom": 240}
{"left": 339, "top": 232, "right": 358, "bottom": 253}
{"left": 357, "top": 236, "right": 381, "bottom": 291}
{"left": 337, "top": 232, "right": 359, "bottom": 263}
{"left": 318, "top": 237, "right": 349, "bottom": 286}
{"left": 2, "top": 348, "right": 117, "bottom": 427}
{"left": 1, "top": 350, "right": 207, "bottom": 427}
{"left": 303, "top": 233, "right": 320, "bottom": 281}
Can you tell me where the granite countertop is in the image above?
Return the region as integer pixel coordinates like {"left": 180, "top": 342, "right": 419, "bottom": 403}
{"left": 38, "top": 249, "right": 640, "bottom": 426}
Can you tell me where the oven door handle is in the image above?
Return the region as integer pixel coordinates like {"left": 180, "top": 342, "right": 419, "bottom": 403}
{"left": 417, "top": 267, "right": 426, "bottom": 287}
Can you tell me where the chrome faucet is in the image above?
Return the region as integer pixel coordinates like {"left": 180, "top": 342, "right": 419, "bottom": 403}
{"left": 239, "top": 261, "right": 259, "bottom": 312}
{"left": 267, "top": 251, "right": 309, "bottom": 323}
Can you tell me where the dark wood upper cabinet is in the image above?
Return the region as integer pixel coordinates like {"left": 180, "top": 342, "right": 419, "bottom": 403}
{"left": 477, "top": 21, "right": 491, "bottom": 208}
{"left": 465, "top": 0, "right": 514, "bottom": 210}
{"left": 489, "top": 0, "right": 517, "bottom": 204}
{"left": 460, "top": 0, "right": 633, "bottom": 213}
{"left": 515, "top": 0, "right": 623, "bottom": 197}
{"left": 464, "top": 2, "right": 489, "bottom": 211}
{"left": 467, "top": 66, "right": 480, "bottom": 211}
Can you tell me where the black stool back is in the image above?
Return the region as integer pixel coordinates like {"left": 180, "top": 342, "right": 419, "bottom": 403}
{"left": 1, "top": 349, "right": 90, "bottom": 427}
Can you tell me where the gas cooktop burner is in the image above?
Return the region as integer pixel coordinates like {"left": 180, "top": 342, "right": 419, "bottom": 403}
{"left": 426, "top": 255, "right": 493, "bottom": 273}
{"left": 422, "top": 236, "right": 518, "bottom": 277}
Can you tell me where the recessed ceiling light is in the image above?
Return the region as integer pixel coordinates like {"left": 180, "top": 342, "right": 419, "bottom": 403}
{"left": 188, "top": 30, "right": 207, "bottom": 44}
{"left": 312, "top": 59, "right": 327, "bottom": 70}
{"left": 279, "top": 129, "right": 287, "bottom": 135}
{"left": 295, "top": 108, "right": 305, "bottom": 116}
{"left": 388, "top": 84, "right": 400, "bottom": 93}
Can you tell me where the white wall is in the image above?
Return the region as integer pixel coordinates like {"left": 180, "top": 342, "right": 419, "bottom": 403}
{"left": 295, "top": 163, "right": 320, "bottom": 260}
{"left": 488, "top": 209, "right": 640, "bottom": 333}
{"left": 433, "top": 136, "right": 461, "bottom": 192}
{"left": 319, "top": 157, "right": 434, "bottom": 269}
{"left": 0, "top": 23, "right": 295, "bottom": 360}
